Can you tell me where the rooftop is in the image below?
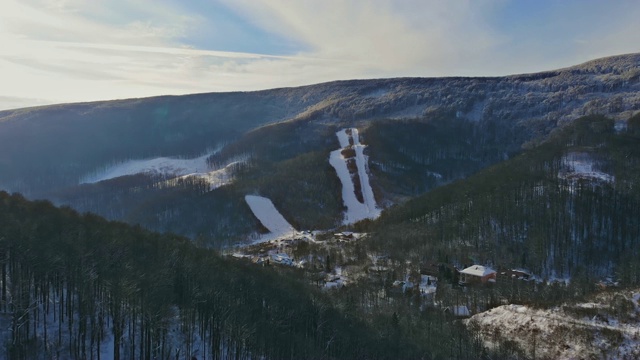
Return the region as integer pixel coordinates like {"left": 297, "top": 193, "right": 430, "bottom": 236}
{"left": 460, "top": 265, "right": 496, "bottom": 277}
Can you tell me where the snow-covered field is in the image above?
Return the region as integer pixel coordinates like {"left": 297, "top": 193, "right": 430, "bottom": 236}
{"left": 467, "top": 290, "right": 640, "bottom": 359}
{"left": 82, "top": 153, "right": 212, "bottom": 183}
{"left": 559, "top": 151, "right": 614, "bottom": 183}
{"left": 81, "top": 152, "right": 242, "bottom": 190}
{"left": 329, "top": 128, "right": 381, "bottom": 225}
{"left": 245, "top": 195, "right": 299, "bottom": 243}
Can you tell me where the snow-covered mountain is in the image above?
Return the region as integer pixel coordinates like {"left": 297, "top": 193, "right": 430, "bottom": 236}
{"left": 0, "top": 53, "right": 639, "bottom": 245}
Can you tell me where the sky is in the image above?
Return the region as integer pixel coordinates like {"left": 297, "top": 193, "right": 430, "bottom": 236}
{"left": 1, "top": 0, "right": 639, "bottom": 110}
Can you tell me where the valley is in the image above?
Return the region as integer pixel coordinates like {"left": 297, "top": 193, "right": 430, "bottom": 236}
{"left": 1, "top": 53, "right": 640, "bottom": 358}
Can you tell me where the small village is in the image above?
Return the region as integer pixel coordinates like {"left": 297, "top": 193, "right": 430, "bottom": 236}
{"left": 229, "top": 230, "right": 544, "bottom": 319}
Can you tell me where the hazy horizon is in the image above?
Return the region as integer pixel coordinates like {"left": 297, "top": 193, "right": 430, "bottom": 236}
{"left": 2, "top": 0, "right": 640, "bottom": 110}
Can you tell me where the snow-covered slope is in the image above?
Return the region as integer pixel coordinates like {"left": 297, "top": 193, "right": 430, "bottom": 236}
{"left": 3, "top": 53, "right": 640, "bottom": 200}
{"left": 329, "top": 128, "right": 381, "bottom": 225}
{"left": 157, "top": 160, "right": 243, "bottom": 191}
{"left": 82, "top": 153, "right": 213, "bottom": 183}
{"left": 559, "top": 151, "right": 614, "bottom": 183}
{"left": 245, "top": 195, "right": 298, "bottom": 243}
{"left": 81, "top": 152, "right": 242, "bottom": 191}
{"left": 467, "top": 290, "right": 640, "bottom": 359}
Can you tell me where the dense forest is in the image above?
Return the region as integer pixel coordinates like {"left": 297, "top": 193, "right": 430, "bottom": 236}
{"left": 365, "top": 115, "right": 640, "bottom": 285}
{"left": 0, "top": 191, "right": 494, "bottom": 359}
{"left": 363, "top": 114, "right": 527, "bottom": 198}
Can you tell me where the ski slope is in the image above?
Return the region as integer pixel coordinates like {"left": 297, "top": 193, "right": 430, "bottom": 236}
{"left": 82, "top": 153, "right": 212, "bottom": 183}
{"left": 81, "top": 152, "right": 241, "bottom": 190}
{"left": 329, "top": 128, "right": 381, "bottom": 225}
{"left": 245, "top": 195, "right": 298, "bottom": 243}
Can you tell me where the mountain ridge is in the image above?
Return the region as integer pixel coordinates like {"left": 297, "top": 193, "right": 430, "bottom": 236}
{"left": 2, "top": 52, "right": 639, "bottom": 118}
{"left": 1, "top": 53, "right": 639, "bottom": 244}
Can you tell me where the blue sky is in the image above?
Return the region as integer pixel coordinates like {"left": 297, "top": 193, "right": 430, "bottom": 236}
{"left": 1, "top": 0, "right": 639, "bottom": 110}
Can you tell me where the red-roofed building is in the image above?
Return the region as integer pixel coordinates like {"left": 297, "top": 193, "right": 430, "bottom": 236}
{"left": 459, "top": 265, "right": 496, "bottom": 285}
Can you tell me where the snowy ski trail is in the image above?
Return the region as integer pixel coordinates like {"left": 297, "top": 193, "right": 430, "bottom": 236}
{"left": 329, "top": 128, "right": 380, "bottom": 225}
{"left": 245, "top": 195, "right": 298, "bottom": 243}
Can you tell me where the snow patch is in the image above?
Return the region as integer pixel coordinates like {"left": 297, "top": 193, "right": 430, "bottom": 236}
{"left": 363, "top": 88, "right": 390, "bottom": 98}
{"left": 559, "top": 152, "right": 614, "bottom": 183}
{"left": 245, "top": 195, "right": 299, "bottom": 244}
{"left": 468, "top": 292, "right": 640, "bottom": 359}
{"left": 329, "top": 128, "right": 381, "bottom": 225}
{"left": 82, "top": 149, "right": 243, "bottom": 191}
{"left": 419, "top": 275, "right": 437, "bottom": 296}
{"left": 448, "top": 305, "right": 471, "bottom": 317}
{"left": 82, "top": 153, "right": 212, "bottom": 183}
{"left": 464, "top": 100, "right": 486, "bottom": 122}
{"left": 270, "top": 252, "right": 293, "bottom": 266}
{"left": 159, "top": 160, "right": 243, "bottom": 191}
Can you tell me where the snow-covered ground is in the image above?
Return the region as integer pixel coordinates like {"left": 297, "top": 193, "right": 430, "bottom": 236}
{"left": 82, "top": 153, "right": 213, "bottom": 183}
{"left": 245, "top": 195, "right": 299, "bottom": 243}
{"left": 324, "top": 266, "right": 349, "bottom": 290}
{"left": 158, "top": 160, "right": 241, "bottom": 191}
{"left": 559, "top": 152, "right": 614, "bottom": 183}
{"left": 329, "top": 128, "right": 381, "bottom": 225}
{"left": 363, "top": 88, "right": 390, "bottom": 98}
{"left": 467, "top": 290, "right": 640, "bottom": 359}
{"left": 419, "top": 275, "right": 437, "bottom": 296}
{"left": 81, "top": 151, "right": 243, "bottom": 190}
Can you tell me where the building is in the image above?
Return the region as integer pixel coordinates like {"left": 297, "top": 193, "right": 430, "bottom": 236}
{"left": 500, "top": 269, "right": 532, "bottom": 281}
{"left": 459, "top": 265, "right": 496, "bottom": 285}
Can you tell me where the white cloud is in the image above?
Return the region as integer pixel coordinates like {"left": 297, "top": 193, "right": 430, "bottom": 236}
{"left": 0, "top": 0, "right": 639, "bottom": 110}
{"left": 220, "top": 0, "right": 505, "bottom": 75}
{"left": 0, "top": 0, "right": 210, "bottom": 107}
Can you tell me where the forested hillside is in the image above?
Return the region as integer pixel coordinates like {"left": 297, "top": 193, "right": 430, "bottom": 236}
{"left": 367, "top": 115, "right": 640, "bottom": 284}
{"left": 0, "top": 191, "right": 491, "bottom": 359}
{"left": 1, "top": 54, "right": 639, "bottom": 245}
{"left": 51, "top": 113, "right": 522, "bottom": 244}
{"left": 363, "top": 114, "right": 521, "bottom": 200}
{"left": 52, "top": 120, "right": 347, "bottom": 244}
